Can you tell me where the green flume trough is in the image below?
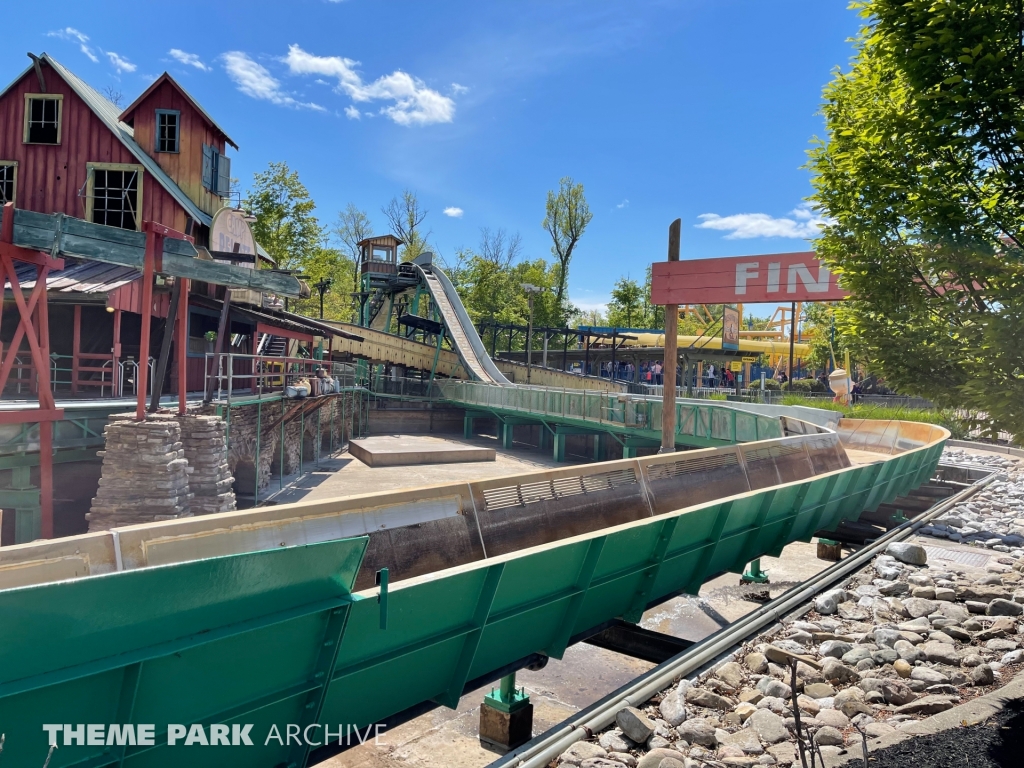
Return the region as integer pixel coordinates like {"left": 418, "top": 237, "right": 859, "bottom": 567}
{"left": 0, "top": 413, "right": 947, "bottom": 767}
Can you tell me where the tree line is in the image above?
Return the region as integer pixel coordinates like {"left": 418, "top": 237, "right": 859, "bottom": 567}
{"left": 242, "top": 164, "right": 595, "bottom": 345}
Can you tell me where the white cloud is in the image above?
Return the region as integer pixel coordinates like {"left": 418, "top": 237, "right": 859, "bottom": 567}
{"left": 344, "top": 105, "right": 360, "bottom": 120}
{"left": 106, "top": 51, "right": 136, "bottom": 74}
{"left": 222, "top": 52, "right": 324, "bottom": 111}
{"left": 451, "top": 83, "right": 469, "bottom": 95}
{"left": 284, "top": 44, "right": 456, "bottom": 126}
{"left": 169, "top": 49, "right": 210, "bottom": 72}
{"left": 47, "top": 27, "right": 98, "bottom": 63}
{"left": 443, "top": 207, "right": 464, "bottom": 218}
{"left": 616, "top": 199, "right": 629, "bottom": 209}
{"left": 695, "top": 203, "right": 826, "bottom": 240}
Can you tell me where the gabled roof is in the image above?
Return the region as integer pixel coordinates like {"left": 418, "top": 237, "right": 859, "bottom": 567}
{"left": 0, "top": 54, "right": 214, "bottom": 227}
{"left": 119, "top": 72, "right": 238, "bottom": 150}
{"left": 357, "top": 234, "right": 404, "bottom": 247}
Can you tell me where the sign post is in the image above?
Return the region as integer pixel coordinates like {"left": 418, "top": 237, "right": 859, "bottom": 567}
{"left": 661, "top": 220, "right": 681, "bottom": 453}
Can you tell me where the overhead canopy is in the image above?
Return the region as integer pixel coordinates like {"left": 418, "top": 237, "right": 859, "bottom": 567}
{"left": 2, "top": 207, "right": 310, "bottom": 299}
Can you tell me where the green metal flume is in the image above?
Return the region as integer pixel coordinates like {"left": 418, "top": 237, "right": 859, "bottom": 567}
{"left": 0, "top": 416, "right": 947, "bottom": 767}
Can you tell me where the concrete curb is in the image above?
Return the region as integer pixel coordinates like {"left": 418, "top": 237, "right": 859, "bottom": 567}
{"left": 947, "top": 439, "right": 1024, "bottom": 458}
{"left": 824, "top": 669, "right": 1024, "bottom": 767}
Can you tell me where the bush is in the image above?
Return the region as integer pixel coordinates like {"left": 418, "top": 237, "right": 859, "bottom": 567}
{"left": 787, "top": 378, "right": 827, "bottom": 393}
{"left": 750, "top": 378, "right": 781, "bottom": 391}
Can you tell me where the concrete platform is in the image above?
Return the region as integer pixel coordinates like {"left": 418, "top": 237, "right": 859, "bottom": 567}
{"left": 348, "top": 435, "right": 496, "bottom": 467}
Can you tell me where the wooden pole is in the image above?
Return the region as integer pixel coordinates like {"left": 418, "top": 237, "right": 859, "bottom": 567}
{"left": 787, "top": 301, "right": 796, "bottom": 392}
{"left": 661, "top": 219, "right": 681, "bottom": 453}
{"left": 136, "top": 230, "right": 160, "bottom": 420}
{"left": 176, "top": 278, "right": 188, "bottom": 415}
{"left": 71, "top": 304, "right": 81, "bottom": 394}
{"left": 204, "top": 291, "right": 232, "bottom": 402}
{"left": 150, "top": 278, "right": 181, "bottom": 413}
{"left": 111, "top": 307, "right": 122, "bottom": 397}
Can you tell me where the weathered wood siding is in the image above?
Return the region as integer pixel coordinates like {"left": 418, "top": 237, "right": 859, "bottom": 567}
{"left": 127, "top": 78, "right": 226, "bottom": 218}
{"left": 0, "top": 61, "right": 186, "bottom": 231}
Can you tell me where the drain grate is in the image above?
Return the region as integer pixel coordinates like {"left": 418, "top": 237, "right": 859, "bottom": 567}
{"left": 922, "top": 545, "right": 991, "bottom": 568}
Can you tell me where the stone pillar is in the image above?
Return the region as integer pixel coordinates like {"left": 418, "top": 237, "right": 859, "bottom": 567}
{"left": 87, "top": 415, "right": 193, "bottom": 531}
{"left": 179, "top": 414, "right": 236, "bottom": 515}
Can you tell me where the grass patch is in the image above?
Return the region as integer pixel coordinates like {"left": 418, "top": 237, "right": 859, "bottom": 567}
{"left": 778, "top": 396, "right": 971, "bottom": 439}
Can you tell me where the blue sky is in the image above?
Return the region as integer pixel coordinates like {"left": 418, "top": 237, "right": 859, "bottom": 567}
{"left": 4, "top": 0, "right": 860, "bottom": 313}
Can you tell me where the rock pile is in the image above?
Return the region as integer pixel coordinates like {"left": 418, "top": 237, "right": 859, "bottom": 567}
{"left": 178, "top": 414, "right": 236, "bottom": 515}
{"left": 562, "top": 542, "right": 1024, "bottom": 768}
{"left": 916, "top": 449, "right": 1024, "bottom": 554}
{"left": 87, "top": 416, "right": 193, "bottom": 531}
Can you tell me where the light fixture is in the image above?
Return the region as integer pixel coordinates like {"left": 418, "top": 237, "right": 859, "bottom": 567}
{"left": 106, "top": 306, "right": 115, "bottom": 313}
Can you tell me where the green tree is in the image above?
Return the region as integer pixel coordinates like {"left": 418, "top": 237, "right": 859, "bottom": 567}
{"left": 542, "top": 177, "right": 593, "bottom": 319}
{"left": 333, "top": 203, "right": 374, "bottom": 322}
{"left": 288, "top": 247, "right": 357, "bottom": 321}
{"left": 607, "top": 276, "right": 644, "bottom": 329}
{"left": 244, "top": 162, "right": 323, "bottom": 270}
{"left": 808, "top": 0, "right": 1024, "bottom": 440}
{"left": 382, "top": 190, "right": 430, "bottom": 261}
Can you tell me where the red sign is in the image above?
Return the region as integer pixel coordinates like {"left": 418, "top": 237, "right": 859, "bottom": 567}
{"left": 651, "top": 252, "right": 847, "bottom": 305}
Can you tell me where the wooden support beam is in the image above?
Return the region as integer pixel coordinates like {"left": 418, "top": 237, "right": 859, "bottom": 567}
{"left": 661, "top": 219, "right": 680, "bottom": 453}
{"left": 3, "top": 208, "right": 308, "bottom": 298}
{"left": 204, "top": 291, "right": 232, "bottom": 403}
{"left": 177, "top": 279, "right": 188, "bottom": 415}
{"left": 136, "top": 228, "right": 160, "bottom": 420}
{"left": 149, "top": 278, "right": 181, "bottom": 412}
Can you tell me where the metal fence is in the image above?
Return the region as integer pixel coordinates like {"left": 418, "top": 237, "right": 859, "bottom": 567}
{"left": 205, "top": 354, "right": 366, "bottom": 404}
{"left": 437, "top": 379, "right": 786, "bottom": 445}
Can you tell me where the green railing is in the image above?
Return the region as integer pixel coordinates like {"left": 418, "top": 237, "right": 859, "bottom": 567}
{"left": 438, "top": 379, "right": 784, "bottom": 446}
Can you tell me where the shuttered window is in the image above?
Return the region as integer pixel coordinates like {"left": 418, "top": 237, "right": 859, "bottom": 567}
{"left": 202, "top": 143, "right": 231, "bottom": 198}
{"left": 202, "top": 143, "right": 214, "bottom": 189}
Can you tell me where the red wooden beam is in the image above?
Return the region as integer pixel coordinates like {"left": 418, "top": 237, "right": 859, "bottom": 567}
{"left": 136, "top": 227, "right": 163, "bottom": 419}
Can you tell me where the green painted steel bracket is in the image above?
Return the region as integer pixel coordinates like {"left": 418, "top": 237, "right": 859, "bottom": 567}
{"left": 622, "top": 516, "right": 680, "bottom": 623}
{"left": 684, "top": 501, "right": 737, "bottom": 595}
{"left": 287, "top": 603, "right": 353, "bottom": 768}
{"left": 545, "top": 536, "right": 607, "bottom": 658}
{"left": 434, "top": 562, "right": 505, "bottom": 709}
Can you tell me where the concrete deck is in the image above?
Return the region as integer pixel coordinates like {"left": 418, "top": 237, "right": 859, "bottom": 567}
{"left": 348, "top": 435, "right": 496, "bottom": 467}
{"left": 289, "top": 435, "right": 840, "bottom": 768}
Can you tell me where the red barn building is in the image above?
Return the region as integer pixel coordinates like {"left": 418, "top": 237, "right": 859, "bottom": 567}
{"left": 0, "top": 53, "right": 341, "bottom": 543}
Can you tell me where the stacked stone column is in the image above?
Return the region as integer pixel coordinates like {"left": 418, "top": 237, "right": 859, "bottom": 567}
{"left": 87, "top": 415, "right": 193, "bottom": 531}
{"left": 179, "top": 414, "right": 236, "bottom": 515}
{"left": 88, "top": 412, "right": 237, "bottom": 532}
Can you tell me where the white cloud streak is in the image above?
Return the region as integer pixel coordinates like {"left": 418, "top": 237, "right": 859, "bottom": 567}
{"left": 344, "top": 105, "right": 360, "bottom": 120}
{"left": 443, "top": 207, "right": 464, "bottom": 218}
{"left": 451, "top": 83, "right": 469, "bottom": 95}
{"left": 47, "top": 27, "right": 98, "bottom": 63}
{"left": 169, "top": 49, "right": 211, "bottom": 72}
{"left": 695, "top": 203, "right": 826, "bottom": 240}
{"left": 616, "top": 199, "right": 629, "bottom": 209}
{"left": 106, "top": 51, "right": 136, "bottom": 74}
{"left": 222, "top": 52, "right": 324, "bottom": 111}
{"left": 284, "top": 44, "right": 456, "bottom": 126}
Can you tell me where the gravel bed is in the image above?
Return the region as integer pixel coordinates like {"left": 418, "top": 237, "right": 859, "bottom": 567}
{"left": 917, "top": 449, "right": 1024, "bottom": 554}
{"left": 555, "top": 449, "right": 1024, "bottom": 768}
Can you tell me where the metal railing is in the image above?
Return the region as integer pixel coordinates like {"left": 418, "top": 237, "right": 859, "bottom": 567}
{"left": 437, "top": 379, "right": 786, "bottom": 444}
{"left": 205, "top": 353, "right": 365, "bottom": 403}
